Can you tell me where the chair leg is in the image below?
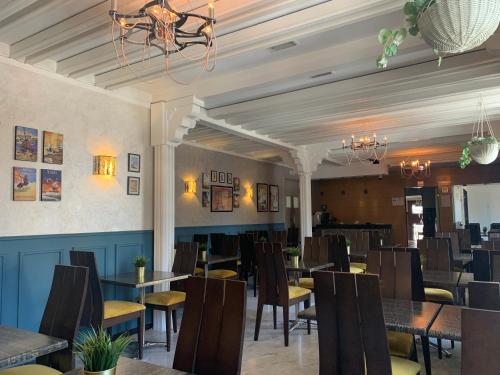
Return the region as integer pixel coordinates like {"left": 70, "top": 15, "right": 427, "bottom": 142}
{"left": 254, "top": 302, "right": 264, "bottom": 341}
{"left": 410, "top": 336, "right": 418, "bottom": 363}
{"left": 304, "top": 298, "right": 311, "bottom": 335}
{"left": 138, "top": 310, "right": 145, "bottom": 360}
{"left": 437, "top": 338, "right": 442, "bottom": 359}
{"left": 253, "top": 273, "right": 257, "bottom": 297}
{"left": 172, "top": 309, "right": 178, "bottom": 333}
{"left": 283, "top": 305, "right": 289, "bottom": 347}
{"left": 451, "top": 340, "right": 455, "bottom": 349}
{"left": 273, "top": 305, "right": 277, "bottom": 329}
{"left": 166, "top": 308, "right": 172, "bottom": 352}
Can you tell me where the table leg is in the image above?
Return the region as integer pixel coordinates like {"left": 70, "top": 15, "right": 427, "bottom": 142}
{"left": 421, "top": 335, "right": 432, "bottom": 375}
{"left": 204, "top": 264, "right": 209, "bottom": 277}
{"left": 139, "top": 287, "right": 146, "bottom": 305}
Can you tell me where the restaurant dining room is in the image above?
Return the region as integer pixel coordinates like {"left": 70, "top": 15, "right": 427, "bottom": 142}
{"left": 1, "top": 1, "right": 500, "bottom": 374}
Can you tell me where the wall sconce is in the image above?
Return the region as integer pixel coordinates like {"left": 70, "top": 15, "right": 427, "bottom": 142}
{"left": 285, "top": 196, "right": 292, "bottom": 208}
{"left": 184, "top": 180, "right": 197, "bottom": 194}
{"left": 245, "top": 186, "right": 254, "bottom": 200}
{"left": 93, "top": 155, "right": 116, "bottom": 176}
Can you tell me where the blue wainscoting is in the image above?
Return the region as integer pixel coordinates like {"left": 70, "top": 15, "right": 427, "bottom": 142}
{"left": 0, "top": 230, "right": 153, "bottom": 333}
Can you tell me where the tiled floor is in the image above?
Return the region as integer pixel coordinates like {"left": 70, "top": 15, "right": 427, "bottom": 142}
{"left": 137, "top": 290, "right": 461, "bottom": 374}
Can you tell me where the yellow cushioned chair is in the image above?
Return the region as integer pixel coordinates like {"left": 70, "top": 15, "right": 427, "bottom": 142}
{"left": 207, "top": 269, "right": 238, "bottom": 279}
{"left": 350, "top": 265, "right": 364, "bottom": 274}
{"left": 145, "top": 291, "right": 186, "bottom": 306}
{"left": 424, "top": 287, "right": 454, "bottom": 303}
{"left": 288, "top": 285, "right": 311, "bottom": 300}
{"left": 350, "top": 262, "right": 367, "bottom": 271}
{"left": 390, "top": 356, "right": 422, "bottom": 375}
{"left": 298, "top": 277, "right": 314, "bottom": 290}
{"left": 104, "top": 300, "right": 145, "bottom": 320}
{"left": 195, "top": 267, "right": 205, "bottom": 276}
{"left": 0, "top": 365, "right": 61, "bottom": 375}
{"left": 388, "top": 331, "right": 414, "bottom": 358}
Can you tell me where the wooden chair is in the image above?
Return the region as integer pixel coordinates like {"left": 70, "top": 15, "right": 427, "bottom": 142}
{"left": 467, "top": 223, "right": 482, "bottom": 246}
{"left": 207, "top": 235, "right": 239, "bottom": 279}
{"left": 312, "top": 271, "right": 421, "bottom": 375}
{"left": 472, "top": 249, "right": 500, "bottom": 281}
{"left": 69, "top": 251, "right": 146, "bottom": 359}
{"left": 193, "top": 234, "right": 208, "bottom": 247}
{"left": 210, "top": 233, "right": 225, "bottom": 254}
{"left": 173, "top": 277, "right": 246, "bottom": 375}
{"left": 481, "top": 240, "right": 500, "bottom": 250}
{"left": 298, "top": 237, "right": 329, "bottom": 290}
{"left": 144, "top": 242, "right": 198, "bottom": 351}
{"left": 435, "top": 232, "right": 461, "bottom": 262}
{"left": 254, "top": 242, "right": 311, "bottom": 346}
{"left": 287, "top": 227, "right": 299, "bottom": 247}
{"left": 239, "top": 233, "right": 257, "bottom": 297}
{"left": 272, "top": 230, "right": 287, "bottom": 249}
{"left": 1, "top": 265, "right": 89, "bottom": 375}
{"left": 469, "top": 281, "right": 500, "bottom": 310}
{"left": 457, "top": 228, "right": 472, "bottom": 252}
{"left": 462, "top": 308, "right": 500, "bottom": 375}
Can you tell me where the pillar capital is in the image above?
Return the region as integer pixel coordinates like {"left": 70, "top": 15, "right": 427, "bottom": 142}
{"left": 291, "top": 145, "right": 329, "bottom": 175}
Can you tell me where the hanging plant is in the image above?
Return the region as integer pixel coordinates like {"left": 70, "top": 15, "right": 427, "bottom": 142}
{"left": 377, "top": 0, "right": 500, "bottom": 68}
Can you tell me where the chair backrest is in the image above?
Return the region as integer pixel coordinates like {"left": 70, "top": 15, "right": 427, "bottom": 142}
{"left": 272, "top": 230, "right": 287, "bottom": 249}
{"left": 469, "top": 281, "right": 500, "bottom": 311}
{"left": 435, "top": 232, "right": 460, "bottom": 258}
{"left": 69, "top": 250, "right": 105, "bottom": 328}
{"left": 220, "top": 234, "right": 239, "bottom": 256}
{"left": 489, "top": 231, "right": 500, "bottom": 240}
{"left": 326, "top": 234, "right": 349, "bottom": 272}
{"left": 255, "top": 242, "right": 289, "bottom": 306}
{"left": 462, "top": 308, "right": 500, "bottom": 375}
{"left": 239, "top": 234, "right": 256, "bottom": 274}
{"left": 467, "top": 223, "right": 481, "bottom": 245}
{"left": 417, "top": 238, "right": 452, "bottom": 271}
{"left": 193, "top": 234, "right": 209, "bottom": 247}
{"left": 481, "top": 240, "right": 500, "bottom": 250}
{"left": 38, "top": 265, "right": 89, "bottom": 372}
{"left": 303, "top": 237, "right": 329, "bottom": 263}
{"left": 210, "top": 233, "right": 225, "bottom": 255}
{"left": 313, "top": 271, "right": 392, "bottom": 375}
{"left": 287, "top": 227, "right": 299, "bottom": 247}
{"left": 457, "top": 228, "right": 471, "bottom": 251}
{"left": 171, "top": 242, "right": 199, "bottom": 291}
{"left": 173, "top": 277, "right": 246, "bottom": 375}
{"left": 473, "top": 249, "right": 500, "bottom": 281}
{"left": 367, "top": 250, "right": 412, "bottom": 300}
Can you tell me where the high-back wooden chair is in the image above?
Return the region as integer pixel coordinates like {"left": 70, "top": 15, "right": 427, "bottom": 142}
{"left": 298, "top": 237, "right": 330, "bottom": 290}
{"left": 70, "top": 250, "right": 146, "bottom": 359}
{"left": 239, "top": 233, "right": 257, "bottom": 297}
{"left": 287, "top": 227, "right": 299, "bottom": 247}
{"left": 254, "top": 242, "right": 311, "bottom": 346}
{"left": 207, "top": 235, "right": 239, "bottom": 280}
{"left": 326, "top": 234, "right": 350, "bottom": 272}
{"left": 469, "top": 281, "right": 500, "bottom": 311}
{"left": 467, "top": 223, "right": 482, "bottom": 245}
{"left": 457, "top": 228, "right": 471, "bottom": 252}
{"left": 462, "top": 308, "right": 500, "bottom": 375}
{"left": 193, "top": 234, "right": 209, "bottom": 248}
{"left": 144, "top": 242, "right": 199, "bottom": 351}
{"left": 210, "top": 233, "right": 225, "bottom": 255}
{"left": 435, "top": 232, "right": 460, "bottom": 259}
{"left": 473, "top": 249, "right": 500, "bottom": 281}
{"left": 313, "top": 271, "right": 421, "bottom": 375}
{"left": 417, "top": 238, "right": 453, "bottom": 272}
{"left": 173, "top": 277, "right": 246, "bottom": 375}
{"left": 481, "top": 240, "right": 500, "bottom": 250}
{"left": 272, "top": 230, "right": 288, "bottom": 249}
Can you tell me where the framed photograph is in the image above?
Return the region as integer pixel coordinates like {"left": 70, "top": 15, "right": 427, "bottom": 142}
{"left": 211, "top": 170, "right": 218, "bottom": 182}
{"left": 233, "top": 177, "right": 240, "bottom": 192}
{"left": 13, "top": 167, "right": 36, "bottom": 201}
{"left": 218, "top": 172, "right": 225, "bottom": 183}
{"left": 15, "top": 126, "right": 38, "bottom": 162}
{"left": 43, "top": 131, "right": 63, "bottom": 164}
{"left": 269, "top": 184, "right": 279, "bottom": 212}
{"left": 233, "top": 194, "right": 240, "bottom": 208}
{"left": 41, "top": 169, "right": 61, "bottom": 201}
{"left": 227, "top": 173, "right": 233, "bottom": 184}
{"left": 127, "top": 176, "right": 140, "bottom": 195}
{"left": 202, "top": 172, "right": 210, "bottom": 189}
{"left": 202, "top": 191, "right": 210, "bottom": 208}
{"left": 257, "top": 183, "right": 269, "bottom": 212}
{"left": 128, "top": 153, "right": 141, "bottom": 173}
{"left": 211, "top": 185, "right": 233, "bottom": 212}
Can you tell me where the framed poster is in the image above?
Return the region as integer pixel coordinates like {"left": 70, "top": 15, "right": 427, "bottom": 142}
{"left": 202, "top": 172, "right": 210, "bottom": 189}
{"left": 211, "top": 170, "right": 218, "bottom": 182}
{"left": 211, "top": 185, "right": 233, "bottom": 212}
{"left": 233, "top": 177, "right": 240, "bottom": 192}
{"left": 43, "top": 131, "right": 63, "bottom": 164}
{"left": 257, "top": 183, "right": 269, "bottom": 212}
{"left": 15, "top": 126, "right": 38, "bottom": 162}
{"left": 128, "top": 153, "right": 141, "bottom": 172}
{"left": 233, "top": 194, "right": 240, "bottom": 208}
{"left": 13, "top": 167, "right": 36, "bottom": 201}
{"left": 227, "top": 173, "right": 233, "bottom": 184}
{"left": 202, "top": 191, "right": 210, "bottom": 207}
{"left": 218, "top": 172, "right": 225, "bottom": 183}
{"left": 127, "top": 176, "right": 140, "bottom": 195}
{"left": 41, "top": 169, "right": 61, "bottom": 201}
{"left": 269, "top": 184, "right": 279, "bottom": 212}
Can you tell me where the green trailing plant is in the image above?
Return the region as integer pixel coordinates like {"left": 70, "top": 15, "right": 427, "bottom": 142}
{"left": 259, "top": 236, "right": 267, "bottom": 242}
{"left": 199, "top": 243, "right": 207, "bottom": 252}
{"left": 74, "top": 328, "right": 131, "bottom": 372}
{"left": 377, "top": 0, "right": 440, "bottom": 68}
{"left": 459, "top": 136, "right": 498, "bottom": 169}
{"left": 345, "top": 239, "right": 352, "bottom": 247}
{"left": 288, "top": 247, "right": 301, "bottom": 257}
{"left": 132, "top": 255, "right": 147, "bottom": 268}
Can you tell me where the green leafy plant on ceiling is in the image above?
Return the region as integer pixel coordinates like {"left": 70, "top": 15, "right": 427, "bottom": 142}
{"left": 459, "top": 136, "right": 499, "bottom": 169}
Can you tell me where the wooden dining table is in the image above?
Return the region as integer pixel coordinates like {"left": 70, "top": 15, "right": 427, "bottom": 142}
{"left": 63, "top": 357, "right": 186, "bottom": 374}
{"left": 196, "top": 254, "right": 240, "bottom": 275}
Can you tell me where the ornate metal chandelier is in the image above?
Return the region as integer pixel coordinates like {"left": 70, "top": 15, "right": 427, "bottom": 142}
{"left": 342, "top": 134, "right": 388, "bottom": 165}
{"left": 400, "top": 160, "right": 431, "bottom": 179}
{"left": 109, "top": 0, "right": 217, "bottom": 82}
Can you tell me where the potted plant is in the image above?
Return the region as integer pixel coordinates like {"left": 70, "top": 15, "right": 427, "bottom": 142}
{"left": 288, "top": 247, "right": 301, "bottom": 267}
{"left": 377, "top": 0, "right": 500, "bottom": 68}
{"left": 74, "top": 327, "right": 131, "bottom": 375}
{"left": 259, "top": 236, "right": 267, "bottom": 243}
{"left": 345, "top": 239, "right": 352, "bottom": 255}
{"left": 459, "top": 136, "right": 499, "bottom": 168}
{"left": 199, "top": 243, "right": 207, "bottom": 261}
{"left": 483, "top": 226, "right": 488, "bottom": 236}
{"left": 133, "top": 256, "right": 147, "bottom": 281}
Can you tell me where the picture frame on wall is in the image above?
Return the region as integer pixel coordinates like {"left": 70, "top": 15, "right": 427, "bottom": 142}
{"left": 42, "top": 131, "right": 63, "bottom": 164}
{"left": 211, "top": 185, "right": 233, "bottom": 212}
{"left": 257, "top": 183, "right": 269, "bottom": 212}
{"left": 233, "top": 194, "right": 240, "bottom": 208}
{"left": 202, "top": 172, "right": 210, "bottom": 189}
{"left": 218, "top": 172, "right": 225, "bottom": 183}
{"left": 15, "top": 126, "right": 38, "bottom": 162}
{"left": 13, "top": 167, "right": 37, "bottom": 201}
{"left": 233, "top": 177, "right": 240, "bottom": 192}
{"left": 202, "top": 191, "right": 210, "bottom": 207}
{"left": 269, "top": 184, "right": 279, "bottom": 212}
{"left": 41, "top": 169, "right": 62, "bottom": 202}
{"left": 127, "top": 176, "right": 140, "bottom": 195}
{"left": 211, "top": 170, "right": 218, "bottom": 182}
{"left": 128, "top": 153, "right": 141, "bottom": 173}
{"left": 227, "top": 173, "right": 233, "bottom": 185}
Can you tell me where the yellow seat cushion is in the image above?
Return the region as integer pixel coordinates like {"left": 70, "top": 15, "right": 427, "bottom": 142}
{"left": 351, "top": 262, "right": 367, "bottom": 271}
{"left": 424, "top": 287, "right": 454, "bottom": 303}
{"left": 289, "top": 285, "right": 311, "bottom": 300}
{"left": 195, "top": 267, "right": 205, "bottom": 276}
{"left": 144, "top": 291, "right": 186, "bottom": 307}
{"left": 207, "top": 269, "right": 238, "bottom": 279}
{"left": 391, "top": 356, "right": 421, "bottom": 375}
{"left": 298, "top": 277, "right": 314, "bottom": 289}
{"left": 388, "top": 331, "right": 414, "bottom": 358}
{"left": 104, "top": 300, "right": 145, "bottom": 320}
{"left": 0, "top": 365, "right": 62, "bottom": 375}
{"left": 350, "top": 266, "right": 364, "bottom": 274}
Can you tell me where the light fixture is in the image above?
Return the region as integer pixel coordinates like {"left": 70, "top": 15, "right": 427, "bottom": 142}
{"left": 245, "top": 186, "right": 254, "bottom": 200}
{"left": 400, "top": 159, "right": 431, "bottom": 180}
{"left": 184, "top": 180, "right": 196, "bottom": 194}
{"left": 109, "top": 0, "right": 217, "bottom": 83}
{"left": 342, "top": 134, "right": 388, "bottom": 165}
{"left": 93, "top": 156, "right": 117, "bottom": 176}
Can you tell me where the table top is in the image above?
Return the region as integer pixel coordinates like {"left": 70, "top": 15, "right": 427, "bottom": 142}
{"left": 454, "top": 253, "right": 473, "bottom": 263}
{"left": 285, "top": 260, "right": 335, "bottom": 273}
{"left": 422, "top": 270, "right": 462, "bottom": 288}
{"left": 196, "top": 254, "right": 240, "bottom": 265}
{"left": 101, "top": 271, "right": 189, "bottom": 288}
{"left": 0, "top": 326, "right": 68, "bottom": 369}
{"left": 63, "top": 357, "right": 186, "bottom": 375}
{"left": 428, "top": 304, "right": 462, "bottom": 341}
{"left": 458, "top": 272, "right": 474, "bottom": 288}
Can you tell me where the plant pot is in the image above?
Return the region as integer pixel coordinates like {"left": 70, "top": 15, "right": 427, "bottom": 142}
{"left": 135, "top": 266, "right": 145, "bottom": 282}
{"left": 418, "top": 0, "right": 500, "bottom": 54}
{"left": 84, "top": 368, "right": 116, "bottom": 375}
{"left": 200, "top": 250, "right": 207, "bottom": 261}
{"left": 346, "top": 245, "right": 351, "bottom": 256}
{"left": 470, "top": 142, "right": 499, "bottom": 165}
{"left": 291, "top": 255, "right": 299, "bottom": 268}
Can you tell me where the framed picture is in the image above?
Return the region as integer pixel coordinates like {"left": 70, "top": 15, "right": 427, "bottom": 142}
{"left": 127, "top": 176, "right": 140, "bottom": 195}
{"left": 41, "top": 169, "right": 62, "bottom": 201}
{"left": 128, "top": 153, "right": 141, "bottom": 173}
{"left": 233, "top": 177, "right": 240, "bottom": 192}
{"left": 15, "top": 126, "right": 38, "bottom": 162}
{"left": 211, "top": 170, "right": 218, "bottom": 182}
{"left": 233, "top": 194, "right": 240, "bottom": 208}
{"left": 43, "top": 131, "right": 63, "bottom": 164}
{"left": 269, "top": 184, "right": 279, "bottom": 212}
{"left": 13, "top": 167, "right": 36, "bottom": 201}
{"left": 218, "top": 172, "right": 225, "bottom": 183}
{"left": 202, "top": 191, "right": 210, "bottom": 208}
{"left": 257, "top": 183, "right": 269, "bottom": 212}
{"left": 227, "top": 173, "right": 233, "bottom": 184}
{"left": 211, "top": 185, "right": 233, "bottom": 212}
{"left": 202, "top": 172, "right": 210, "bottom": 189}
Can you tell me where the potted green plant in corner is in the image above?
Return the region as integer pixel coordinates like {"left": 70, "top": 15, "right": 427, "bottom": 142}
{"left": 199, "top": 243, "right": 207, "bottom": 261}
{"left": 75, "top": 328, "right": 131, "bottom": 375}
{"left": 133, "top": 256, "right": 147, "bottom": 282}
{"left": 288, "top": 247, "right": 301, "bottom": 268}
{"left": 345, "top": 239, "right": 352, "bottom": 255}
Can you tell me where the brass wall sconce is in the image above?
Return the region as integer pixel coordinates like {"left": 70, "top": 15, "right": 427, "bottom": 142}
{"left": 93, "top": 155, "right": 117, "bottom": 176}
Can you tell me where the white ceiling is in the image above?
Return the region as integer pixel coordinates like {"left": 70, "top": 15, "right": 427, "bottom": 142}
{"left": 2, "top": 0, "right": 500, "bottom": 175}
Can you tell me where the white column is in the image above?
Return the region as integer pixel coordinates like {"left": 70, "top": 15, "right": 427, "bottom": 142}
{"left": 299, "top": 171, "right": 313, "bottom": 247}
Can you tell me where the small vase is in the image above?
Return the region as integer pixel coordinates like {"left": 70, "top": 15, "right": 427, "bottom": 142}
{"left": 347, "top": 245, "right": 351, "bottom": 255}
{"left": 200, "top": 251, "right": 207, "bottom": 261}
{"left": 136, "top": 266, "right": 145, "bottom": 282}
{"left": 84, "top": 368, "right": 116, "bottom": 375}
{"left": 291, "top": 255, "right": 299, "bottom": 268}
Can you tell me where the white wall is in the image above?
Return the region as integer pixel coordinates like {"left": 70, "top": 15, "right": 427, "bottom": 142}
{"left": 465, "top": 183, "right": 500, "bottom": 228}
{"left": 0, "top": 60, "right": 153, "bottom": 237}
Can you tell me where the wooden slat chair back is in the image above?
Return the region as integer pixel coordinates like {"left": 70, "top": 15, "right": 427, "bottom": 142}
{"left": 481, "top": 240, "right": 500, "bottom": 250}
{"left": 303, "top": 237, "right": 329, "bottom": 263}
{"left": 171, "top": 242, "right": 199, "bottom": 291}
{"left": 473, "top": 249, "right": 500, "bottom": 281}
{"left": 255, "top": 242, "right": 289, "bottom": 306}
{"left": 467, "top": 223, "right": 482, "bottom": 245}
{"left": 287, "top": 227, "right": 299, "bottom": 247}
{"left": 457, "top": 228, "right": 471, "bottom": 251}
{"left": 417, "top": 238, "right": 452, "bottom": 272}
{"left": 239, "top": 233, "right": 257, "bottom": 296}
{"left": 367, "top": 250, "right": 412, "bottom": 300}
{"left": 193, "top": 234, "right": 208, "bottom": 248}
{"left": 326, "top": 234, "right": 349, "bottom": 272}
{"left": 369, "top": 231, "right": 383, "bottom": 250}
{"left": 210, "top": 233, "right": 225, "bottom": 255}
{"left": 272, "top": 230, "right": 287, "bottom": 249}
{"left": 360, "top": 231, "right": 371, "bottom": 253}
{"left": 435, "top": 232, "right": 460, "bottom": 258}
{"left": 37, "top": 265, "right": 89, "bottom": 372}
{"left": 220, "top": 234, "right": 239, "bottom": 257}
{"left": 469, "top": 281, "right": 500, "bottom": 311}
{"left": 492, "top": 251, "right": 500, "bottom": 282}
{"left": 173, "top": 277, "right": 246, "bottom": 375}
{"left": 489, "top": 231, "right": 500, "bottom": 240}
{"left": 462, "top": 308, "right": 500, "bottom": 375}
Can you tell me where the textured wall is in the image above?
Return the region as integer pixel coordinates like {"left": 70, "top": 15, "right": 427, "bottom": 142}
{"left": 0, "top": 61, "right": 153, "bottom": 236}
